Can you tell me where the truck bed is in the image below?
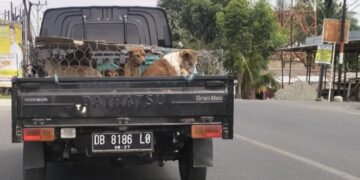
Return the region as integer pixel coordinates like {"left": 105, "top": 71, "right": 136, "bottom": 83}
{"left": 12, "top": 76, "right": 234, "bottom": 141}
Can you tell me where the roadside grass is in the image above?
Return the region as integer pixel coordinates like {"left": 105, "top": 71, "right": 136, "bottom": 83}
{"left": 0, "top": 88, "right": 11, "bottom": 99}
{"left": 0, "top": 95, "right": 10, "bottom": 99}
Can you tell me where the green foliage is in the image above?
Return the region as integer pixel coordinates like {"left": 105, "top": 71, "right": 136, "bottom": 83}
{"left": 217, "top": 0, "right": 287, "bottom": 98}
{"left": 158, "top": 0, "right": 226, "bottom": 49}
{"left": 157, "top": 0, "right": 186, "bottom": 42}
{"left": 255, "top": 72, "right": 281, "bottom": 92}
{"left": 158, "top": 0, "right": 287, "bottom": 98}
{"left": 180, "top": 0, "right": 221, "bottom": 43}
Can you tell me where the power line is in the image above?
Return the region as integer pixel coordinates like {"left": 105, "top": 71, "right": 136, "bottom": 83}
{"left": 348, "top": 0, "right": 360, "bottom": 8}
{"left": 350, "top": 2, "right": 360, "bottom": 11}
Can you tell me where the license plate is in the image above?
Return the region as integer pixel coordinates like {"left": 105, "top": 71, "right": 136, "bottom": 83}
{"left": 92, "top": 132, "right": 153, "bottom": 153}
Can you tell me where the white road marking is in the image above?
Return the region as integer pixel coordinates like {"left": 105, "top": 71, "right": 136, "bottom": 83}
{"left": 234, "top": 133, "right": 360, "bottom": 180}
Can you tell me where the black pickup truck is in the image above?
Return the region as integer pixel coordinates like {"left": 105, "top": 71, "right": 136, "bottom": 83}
{"left": 12, "top": 7, "right": 234, "bottom": 180}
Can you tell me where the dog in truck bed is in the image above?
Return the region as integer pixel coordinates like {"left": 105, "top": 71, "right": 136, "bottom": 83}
{"left": 124, "top": 46, "right": 146, "bottom": 77}
{"left": 142, "top": 49, "right": 198, "bottom": 77}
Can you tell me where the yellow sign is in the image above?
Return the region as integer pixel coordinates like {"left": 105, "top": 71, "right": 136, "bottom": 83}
{"left": 0, "top": 24, "right": 10, "bottom": 54}
{"left": 315, "top": 44, "right": 333, "bottom": 64}
{"left": 0, "top": 21, "right": 23, "bottom": 87}
{"left": 0, "top": 22, "right": 22, "bottom": 54}
{"left": 323, "top": 19, "right": 350, "bottom": 43}
{"left": 14, "top": 23, "right": 22, "bottom": 44}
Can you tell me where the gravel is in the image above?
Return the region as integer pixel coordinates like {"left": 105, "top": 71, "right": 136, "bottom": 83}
{"left": 273, "top": 80, "right": 317, "bottom": 101}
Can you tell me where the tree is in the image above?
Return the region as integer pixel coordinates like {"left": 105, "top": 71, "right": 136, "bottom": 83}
{"left": 157, "top": 0, "right": 186, "bottom": 44}
{"left": 158, "top": 0, "right": 227, "bottom": 49}
{"left": 290, "top": 0, "right": 360, "bottom": 43}
{"left": 217, "top": 0, "right": 287, "bottom": 98}
{"left": 158, "top": 0, "right": 287, "bottom": 98}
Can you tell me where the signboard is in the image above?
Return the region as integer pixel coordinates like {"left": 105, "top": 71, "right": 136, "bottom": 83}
{"left": 0, "top": 21, "right": 22, "bottom": 55}
{"left": 0, "top": 23, "right": 10, "bottom": 54}
{"left": 0, "top": 21, "right": 23, "bottom": 87}
{"left": 315, "top": 44, "right": 333, "bottom": 64}
{"left": 322, "top": 19, "right": 350, "bottom": 43}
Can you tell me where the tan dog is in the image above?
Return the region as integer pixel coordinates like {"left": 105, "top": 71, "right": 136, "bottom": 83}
{"left": 124, "top": 47, "right": 146, "bottom": 77}
{"left": 43, "top": 58, "right": 102, "bottom": 78}
{"left": 142, "top": 59, "right": 178, "bottom": 76}
{"left": 143, "top": 49, "right": 197, "bottom": 77}
{"left": 104, "top": 70, "right": 120, "bottom": 77}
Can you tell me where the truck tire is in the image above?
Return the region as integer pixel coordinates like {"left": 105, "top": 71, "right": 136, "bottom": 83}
{"left": 179, "top": 139, "right": 207, "bottom": 180}
{"left": 23, "top": 168, "right": 46, "bottom": 180}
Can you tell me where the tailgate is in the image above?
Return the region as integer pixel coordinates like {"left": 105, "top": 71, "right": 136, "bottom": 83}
{"left": 12, "top": 76, "right": 234, "bottom": 139}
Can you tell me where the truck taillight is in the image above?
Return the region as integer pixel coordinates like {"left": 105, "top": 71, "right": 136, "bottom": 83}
{"left": 23, "top": 128, "right": 55, "bottom": 141}
{"left": 191, "top": 125, "right": 222, "bottom": 139}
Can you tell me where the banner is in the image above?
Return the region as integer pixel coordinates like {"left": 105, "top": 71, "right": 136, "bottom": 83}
{"left": 0, "top": 21, "right": 23, "bottom": 87}
{"left": 0, "top": 23, "right": 10, "bottom": 54}
{"left": 315, "top": 44, "right": 333, "bottom": 64}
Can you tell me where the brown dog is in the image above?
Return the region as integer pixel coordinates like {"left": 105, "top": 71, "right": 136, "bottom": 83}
{"left": 104, "top": 70, "right": 120, "bottom": 77}
{"left": 124, "top": 47, "right": 146, "bottom": 77}
{"left": 142, "top": 59, "right": 178, "bottom": 76}
{"left": 142, "top": 49, "right": 197, "bottom": 77}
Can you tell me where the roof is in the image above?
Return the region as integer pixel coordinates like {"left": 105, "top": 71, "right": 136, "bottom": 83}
{"left": 278, "top": 30, "right": 360, "bottom": 53}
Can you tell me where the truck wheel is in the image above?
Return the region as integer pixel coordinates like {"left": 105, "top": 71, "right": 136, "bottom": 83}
{"left": 178, "top": 139, "right": 207, "bottom": 180}
{"left": 23, "top": 168, "right": 46, "bottom": 180}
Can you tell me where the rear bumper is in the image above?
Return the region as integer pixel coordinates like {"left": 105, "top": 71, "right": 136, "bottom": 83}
{"left": 13, "top": 119, "right": 232, "bottom": 143}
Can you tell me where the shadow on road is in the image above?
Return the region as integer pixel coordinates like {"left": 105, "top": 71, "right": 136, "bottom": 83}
{"left": 0, "top": 147, "right": 179, "bottom": 180}
{"left": 47, "top": 161, "right": 180, "bottom": 180}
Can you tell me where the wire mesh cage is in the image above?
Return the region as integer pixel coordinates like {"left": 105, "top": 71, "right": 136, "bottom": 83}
{"left": 24, "top": 37, "right": 227, "bottom": 78}
{"left": 26, "top": 38, "right": 134, "bottom": 78}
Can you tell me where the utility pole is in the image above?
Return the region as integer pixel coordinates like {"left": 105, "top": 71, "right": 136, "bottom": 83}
{"left": 30, "top": 0, "right": 47, "bottom": 35}
{"left": 309, "top": 0, "right": 317, "bottom": 36}
{"left": 339, "top": 0, "right": 346, "bottom": 98}
{"left": 10, "top": 2, "right": 13, "bottom": 21}
{"left": 317, "top": 0, "right": 332, "bottom": 101}
{"left": 280, "top": 0, "right": 284, "bottom": 88}
{"left": 288, "top": 0, "right": 294, "bottom": 85}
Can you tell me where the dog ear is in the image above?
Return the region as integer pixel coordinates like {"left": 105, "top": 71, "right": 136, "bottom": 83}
{"left": 180, "top": 50, "right": 196, "bottom": 62}
{"left": 128, "top": 50, "right": 134, "bottom": 58}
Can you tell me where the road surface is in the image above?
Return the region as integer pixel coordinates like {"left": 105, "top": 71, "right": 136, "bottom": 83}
{"left": 1, "top": 99, "right": 360, "bottom": 180}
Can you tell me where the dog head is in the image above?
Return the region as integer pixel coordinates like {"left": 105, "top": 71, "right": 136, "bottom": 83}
{"left": 104, "top": 70, "right": 120, "bottom": 77}
{"left": 179, "top": 49, "right": 198, "bottom": 74}
{"left": 128, "top": 47, "right": 146, "bottom": 67}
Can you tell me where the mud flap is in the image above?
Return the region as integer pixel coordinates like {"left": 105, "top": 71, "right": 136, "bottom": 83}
{"left": 192, "top": 139, "right": 213, "bottom": 167}
{"left": 23, "top": 142, "right": 45, "bottom": 169}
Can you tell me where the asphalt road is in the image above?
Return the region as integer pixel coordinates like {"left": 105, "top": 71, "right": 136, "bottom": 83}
{"left": 1, "top": 99, "right": 360, "bottom": 180}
